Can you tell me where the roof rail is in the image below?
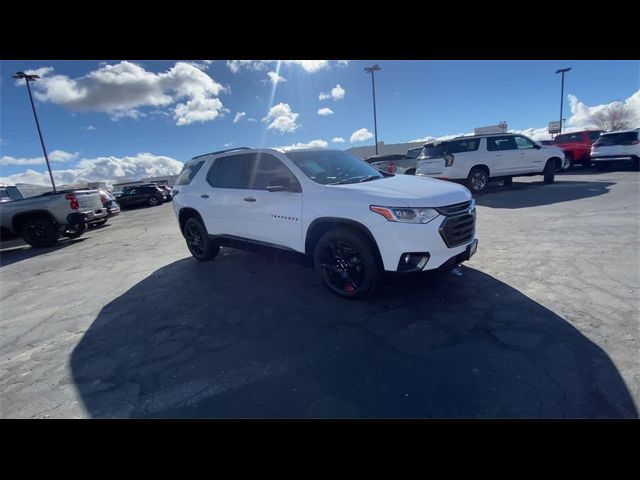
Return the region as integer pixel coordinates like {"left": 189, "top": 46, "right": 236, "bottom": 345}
{"left": 191, "top": 147, "right": 252, "bottom": 160}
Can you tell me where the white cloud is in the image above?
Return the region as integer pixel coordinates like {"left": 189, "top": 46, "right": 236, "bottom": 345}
{"left": 276, "top": 139, "right": 328, "bottom": 150}
{"left": 350, "top": 128, "right": 374, "bottom": 143}
{"left": 567, "top": 90, "right": 640, "bottom": 130}
{"left": 263, "top": 103, "right": 300, "bottom": 133}
{"left": 21, "top": 61, "right": 228, "bottom": 126}
{"left": 409, "top": 133, "right": 471, "bottom": 143}
{"left": 227, "top": 60, "right": 330, "bottom": 73}
{"left": 319, "top": 84, "right": 345, "bottom": 101}
{"left": 247, "top": 118, "right": 257, "bottom": 122}
{"left": 332, "top": 137, "right": 346, "bottom": 143}
{"left": 226, "top": 60, "right": 272, "bottom": 73}
{"left": 0, "top": 153, "right": 183, "bottom": 186}
{"left": 317, "top": 107, "right": 334, "bottom": 116}
{"left": 267, "top": 71, "right": 287, "bottom": 84}
{"left": 337, "top": 60, "right": 349, "bottom": 66}
{"left": 233, "top": 111, "right": 246, "bottom": 123}
{"left": 0, "top": 150, "right": 78, "bottom": 166}
{"left": 224, "top": 142, "right": 233, "bottom": 147}
{"left": 85, "top": 125, "right": 96, "bottom": 130}
{"left": 283, "top": 60, "right": 330, "bottom": 73}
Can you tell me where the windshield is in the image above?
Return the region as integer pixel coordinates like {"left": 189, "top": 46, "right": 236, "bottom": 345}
{"left": 406, "top": 148, "right": 422, "bottom": 159}
{"left": 285, "top": 150, "right": 385, "bottom": 185}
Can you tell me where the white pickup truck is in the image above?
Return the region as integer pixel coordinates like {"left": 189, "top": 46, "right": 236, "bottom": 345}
{"left": 0, "top": 189, "right": 108, "bottom": 247}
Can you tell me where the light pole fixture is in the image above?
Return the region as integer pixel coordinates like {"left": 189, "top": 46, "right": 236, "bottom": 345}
{"left": 364, "top": 64, "right": 381, "bottom": 155}
{"left": 12, "top": 71, "right": 57, "bottom": 192}
{"left": 555, "top": 67, "right": 571, "bottom": 135}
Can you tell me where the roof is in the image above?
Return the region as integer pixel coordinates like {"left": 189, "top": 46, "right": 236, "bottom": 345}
{"left": 600, "top": 128, "right": 640, "bottom": 135}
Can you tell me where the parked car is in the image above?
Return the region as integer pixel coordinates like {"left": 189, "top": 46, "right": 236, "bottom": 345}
{"left": 591, "top": 129, "right": 640, "bottom": 171}
{"left": 415, "top": 133, "right": 566, "bottom": 193}
{"left": 116, "top": 185, "right": 165, "bottom": 209}
{"left": 156, "top": 184, "right": 173, "bottom": 201}
{"left": 0, "top": 189, "right": 107, "bottom": 247}
{"left": 172, "top": 147, "right": 477, "bottom": 299}
{"left": 365, "top": 153, "right": 416, "bottom": 175}
{"left": 89, "top": 189, "right": 120, "bottom": 227}
{"left": 540, "top": 140, "right": 555, "bottom": 145}
{"left": 552, "top": 130, "right": 602, "bottom": 170}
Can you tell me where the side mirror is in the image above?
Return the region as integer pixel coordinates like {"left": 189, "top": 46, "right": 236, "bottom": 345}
{"left": 534, "top": 142, "right": 542, "bottom": 149}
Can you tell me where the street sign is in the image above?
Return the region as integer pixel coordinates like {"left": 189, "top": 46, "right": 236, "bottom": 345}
{"left": 474, "top": 122, "right": 508, "bottom": 135}
{"left": 548, "top": 121, "right": 561, "bottom": 134}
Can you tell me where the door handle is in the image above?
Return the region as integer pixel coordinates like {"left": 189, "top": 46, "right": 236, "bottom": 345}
{"left": 200, "top": 194, "right": 209, "bottom": 199}
{"left": 243, "top": 197, "right": 256, "bottom": 202}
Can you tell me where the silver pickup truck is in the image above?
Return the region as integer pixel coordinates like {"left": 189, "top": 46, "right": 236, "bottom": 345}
{"left": 0, "top": 189, "right": 108, "bottom": 248}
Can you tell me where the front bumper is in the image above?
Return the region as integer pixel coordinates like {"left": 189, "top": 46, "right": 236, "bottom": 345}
{"left": 371, "top": 209, "right": 477, "bottom": 272}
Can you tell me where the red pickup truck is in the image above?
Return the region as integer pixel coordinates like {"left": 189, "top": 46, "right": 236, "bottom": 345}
{"left": 552, "top": 130, "right": 602, "bottom": 169}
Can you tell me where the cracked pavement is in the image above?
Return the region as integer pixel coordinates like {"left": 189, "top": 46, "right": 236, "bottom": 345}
{"left": 0, "top": 169, "right": 638, "bottom": 418}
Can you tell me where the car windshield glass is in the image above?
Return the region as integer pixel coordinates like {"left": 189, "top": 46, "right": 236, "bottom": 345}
{"left": 285, "top": 150, "right": 384, "bottom": 185}
{"left": 595, "top": 132, "right": 638, "bottom": 146}
{"left": 406, "top": 148, "right": 422, "bottom": 159}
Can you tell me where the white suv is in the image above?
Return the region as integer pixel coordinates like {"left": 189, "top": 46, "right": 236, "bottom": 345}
{"left": 415, "top": 133, "right": 566, "bottom": 193}
{"left": 590, "top": 129, "right": 640, "bottom": 170}
{"left": 172, "top": 147, "right": 478, "bottom": 298}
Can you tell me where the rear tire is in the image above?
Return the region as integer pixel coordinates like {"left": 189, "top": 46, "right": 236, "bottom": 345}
{"left": 184, "top": 217, "right": 219, "bottom": 261}
{"left": 314, "top": 228, "right": 379, "bottom": 299}
{"left": 148, "top": 197, "right": 160, "bottom": 207}
{"left": 21, "top": 218, "right": 60, "bottom": 248}
{"left": 64, "top": 222, "right": 87, "bottom": 239}
{"left": 466, "top": 167, "right": 489, "bottom": 193}
{"left": 543, "top": 160, "right": 555, "bottom": 184}
{"left": 404, "top": 168, "right": 416, "bottom": 175}
{"left": 90, "top": 218, "right": 108, "bottom": 228}
{"left": 582, "top": 157, "right": 592, "bottom": 169}
{"left": 560, "top": 155, "right": 573, "bottom": 171}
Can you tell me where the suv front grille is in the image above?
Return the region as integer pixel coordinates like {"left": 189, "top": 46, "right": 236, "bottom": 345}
{"left": 439, "top": 211, "right": 475, "bottom": 247}
{"left": 435, "top": 200, "right": 472, "bottom": 216}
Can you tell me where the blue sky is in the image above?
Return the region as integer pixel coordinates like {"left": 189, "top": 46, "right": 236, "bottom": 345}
{"left": 1, "top": 59, "right": 638, "bottom": 185}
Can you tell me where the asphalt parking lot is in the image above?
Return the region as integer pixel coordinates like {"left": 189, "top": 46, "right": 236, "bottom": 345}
{"left": 1, "top": 169, "right": 638, "bottom": 418}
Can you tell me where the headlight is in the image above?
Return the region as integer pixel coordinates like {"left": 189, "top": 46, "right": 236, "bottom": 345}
{"left": 370, "top": 205, "right": 439, "bottom": 224}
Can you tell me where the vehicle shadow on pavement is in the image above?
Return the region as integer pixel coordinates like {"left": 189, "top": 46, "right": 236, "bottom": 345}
{"left": 71, "top": 251, "right": 637, "bottom": 418}
{"left": 476, "top": 180, "right": 614, "bottom": 209}
{"left": 0, "top": 238, "right": 87, "bottom": 268}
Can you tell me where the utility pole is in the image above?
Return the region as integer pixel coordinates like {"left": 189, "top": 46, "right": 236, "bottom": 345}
{"left": 364, "top": 64, "right": 382, "bottom": 155}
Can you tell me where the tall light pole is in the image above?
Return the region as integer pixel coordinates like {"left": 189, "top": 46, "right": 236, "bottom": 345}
{"left": 364, "top": 64, "right": 381, "bottom": 155}
{"left": 555, "top": 67, "right": 571, "bottom": 135}
{"left": 12, "top": 71, "right": 57, "bottom": 192}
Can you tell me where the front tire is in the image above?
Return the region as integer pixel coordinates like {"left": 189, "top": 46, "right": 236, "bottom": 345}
{"left": 148, "top": 197, "right": 160, "bottom": 207}
{"left": 466, "top": 167, "right": 489, "bottom": 193}
{"left": 543, "top": 160, "right": 555, "bottom": 184}
{"left": 21, "top": 218, "right": 60, "bottom": 248}
{"left": 404, "top": 168, "right": 416, "bottom": 175}
{"left": 184, "top": 217, "right": 219, "bottom": 261}
{"left": 560, "top": 155, "right": 573, "bottom": 171}
{"left": 314, "top": 228, "right": 379, "bottom": 299}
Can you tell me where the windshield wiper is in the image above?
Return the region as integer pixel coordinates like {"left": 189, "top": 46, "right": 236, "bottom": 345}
{"left": 328, "top": 175, "right": 382, "bottom": 185}
{"left": 357, "top": 175, "right": 382, "bottom": 183}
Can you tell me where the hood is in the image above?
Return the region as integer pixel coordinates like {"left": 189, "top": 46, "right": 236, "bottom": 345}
{"left": 330, "top": 174, "right": 472, "bottom": 207}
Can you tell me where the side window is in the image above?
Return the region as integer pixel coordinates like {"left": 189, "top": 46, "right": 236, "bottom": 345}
{"left": 175, "top": 160, "right": 205, "bottom": 186}
{"left": 448, "top": 139, "right": 480, "bottom": 153}
{"left": 207, "top": 154, "right": 253, "bottom": 189}
{"left": 248, "top": 154, "right": 301, "bottom": 191}
{"left": 487, "top": 136, "right": 517, "bottom": 151}
{"left": 514, "top": 136, "right": 535, "bottom": 149}
{"left": 128, "top": 189, "right": 138, "bottom": 195}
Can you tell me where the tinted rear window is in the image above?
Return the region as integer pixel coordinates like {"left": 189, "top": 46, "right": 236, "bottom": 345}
{"left": 587, "top": 131, "right": 602, "bottom": 142}
{"left": 421, "top": 138, "right": 480, "bottom": 157}
{"left": 595, "top": 131, "right": 638, "bottom": 146}
{"left": 176, "top": 160, "right": 205, "bottom": 186}
{"left": 406, "top": 148, "right": 422, "bottom": 159}
{"left": 554, "top": 133, "right": 583, "bottom": 143}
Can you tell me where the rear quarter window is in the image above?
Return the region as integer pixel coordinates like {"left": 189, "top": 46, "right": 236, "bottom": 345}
{"left": 175, "top": 160, "right": 205, "bottom": 186}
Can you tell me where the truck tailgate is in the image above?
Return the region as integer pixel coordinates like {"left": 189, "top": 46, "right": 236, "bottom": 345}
{"left": 74, "top": 190, "right": 103, "bottom": 210}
